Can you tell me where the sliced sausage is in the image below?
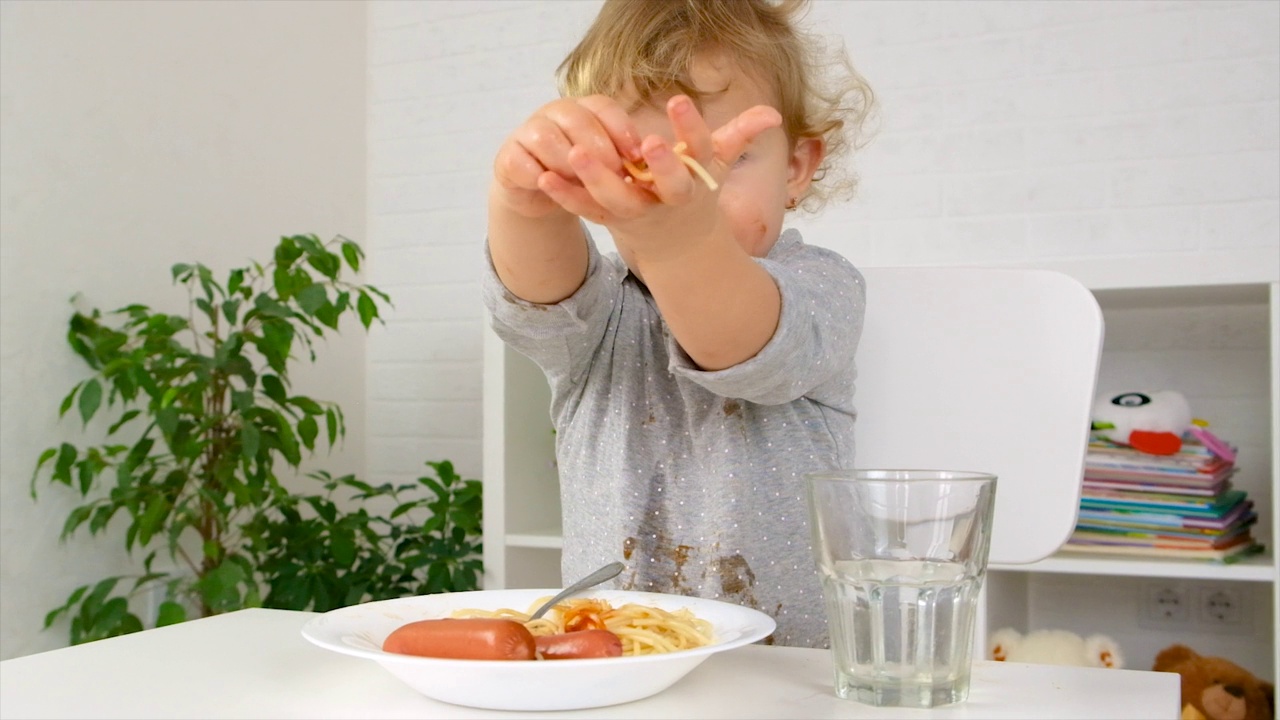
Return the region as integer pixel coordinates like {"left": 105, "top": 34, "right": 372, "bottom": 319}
{"left": 382, "top": 618, "right": 536, "bottom": 660}
{"left": 535, "top": 629, "right": 624, "bottom": 660}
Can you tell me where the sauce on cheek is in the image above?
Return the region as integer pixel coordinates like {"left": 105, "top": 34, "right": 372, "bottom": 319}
{"left": 734, "top": 210, "right": 774, "bottom": 258}
{"left": 754, "top": 218, "right": 769, "bottom": 247}
{"left": 719, "top": 190, "right": 774, "bottom": 257}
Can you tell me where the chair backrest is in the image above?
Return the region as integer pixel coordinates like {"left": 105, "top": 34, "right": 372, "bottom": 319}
{"left": 853, "top": 267, "right": 1104, "bottom": 565}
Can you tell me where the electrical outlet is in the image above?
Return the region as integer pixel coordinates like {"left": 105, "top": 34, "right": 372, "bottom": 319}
{"left": 1197, "top": 585, "right": 1246, "bottom": 627}
{"left": 1139, "top": 582, "right": 1190, "bottom": 628}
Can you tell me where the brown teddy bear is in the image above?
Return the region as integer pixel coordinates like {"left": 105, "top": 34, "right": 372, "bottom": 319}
{"left": 1153, "top": 644, "right": 1274, "bottom": 720}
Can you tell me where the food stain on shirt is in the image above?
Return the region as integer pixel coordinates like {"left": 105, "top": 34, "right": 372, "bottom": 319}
{"left": 618, "top": 528, "right": 699, "bottom": 595}
{"left": 712, "top": 552, "right": 756, "bottom": 597}
{"left": 670, "top": 542, "right": 693, "bottom": 593}
{"left": 617, "top": 505, "right": 778, "bottom": 642}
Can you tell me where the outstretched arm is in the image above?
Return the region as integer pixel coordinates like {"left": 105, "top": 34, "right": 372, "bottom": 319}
{"left": 537, "top": 97, "right": 792, "bottom": 370}
{"left": 487, "top": 96, "right": 641, "bottom": 304}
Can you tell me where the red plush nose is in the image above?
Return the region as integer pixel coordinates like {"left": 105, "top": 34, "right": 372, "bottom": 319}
{"left": 1128, "top": 430, "right": 1182, "bottom": 455}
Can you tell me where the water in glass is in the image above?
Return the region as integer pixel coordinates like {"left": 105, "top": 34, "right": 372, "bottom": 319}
{"left": 823, "top": 558, "right": 982, "bottom": 707}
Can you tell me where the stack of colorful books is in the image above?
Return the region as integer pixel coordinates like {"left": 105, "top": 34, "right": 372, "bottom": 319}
{"left": 1061, "top": 432, "right": 1264, "bottom": 562}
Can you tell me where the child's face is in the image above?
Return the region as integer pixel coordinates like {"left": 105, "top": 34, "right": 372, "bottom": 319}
{"left": 622, "top": 53, "right": 822, "bottom": 258}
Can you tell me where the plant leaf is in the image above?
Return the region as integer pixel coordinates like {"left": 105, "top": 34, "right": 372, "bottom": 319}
{"left": 61, "top": 505, "right": 93, "bottom": 539}
{"left": 136, "top": 497, "right": 171, "bottom": 547}
{"left": 107, "top": 409, "right": 142, "bottom": 436}
{"left": 195, "top": 562, "right": 246, "bottom": 614}
{"left": 32, "top": 447, "right": 58, "bottom": 495}
{"left": 227, "top": 267, "right": 245, "bottom": 295}
{"left": 221, "top": 298, "right": 241, "bottom": 325}
{"left": 297, "top": 415, "right": 318, "bottom": 451}
{"left": 269, "top": 412, "right": 301, "bottom": 466}
{"left": 44, "top": 584, "right": 89, "bottom": 629}
{"left": 296, "top": 284, "right": 327, "bottom": 315}
{"left": 289, "top": 397, "right": 324, "bottom": 416}
{"left": 53, "top": 443, "right": 78, "bottom": 486}
{"left": 92, "top": 597, "right": 132, "bottom": 638}
{"left": 155, "top": 601, "right": 186, "bottom": 627}
{"left": 389, "top": 502, "right": 418, "bottom": 520}
{"left": 357, "top": 292, "right": 376, "bottom": 328}
{"left": 340, "top": 240, "right": 361, "bottom": 272}
{"left": 258, "top": 320, "right": 294, "bottom": 375}
{"left": 78, "top": 379, "right": 103, "bottom": 425}
{"left": 330, "top": 528, "right": 355, "bottom": 567}
{"left": 325, "top": 408, "right": 338, "bottom": 446}
{"left": 59, "top": 381, "right": 84, "bottom": 418}
{"left": 159, "top": 387, "right": 179, "bottom": 409}
{"left": 241, "top": 423, "right": 260, "bottom": 459}
{"left": 155, "top": 406, "right": 178, "bottom": 436}
{"left": 260, "top": 375, "right": 288, "bottom": 406}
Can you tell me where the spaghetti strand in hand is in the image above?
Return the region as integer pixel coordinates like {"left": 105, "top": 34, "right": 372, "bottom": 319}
{"left": 624, "top": 142, "right": 719, "bottom": 191}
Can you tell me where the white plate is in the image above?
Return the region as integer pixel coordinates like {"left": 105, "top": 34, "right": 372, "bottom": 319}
{"left": 301, "top": 588, "right": 776, "bottom": 711}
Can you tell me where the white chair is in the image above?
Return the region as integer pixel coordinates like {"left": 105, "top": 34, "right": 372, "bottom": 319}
{"left": 852, "top": 267, "right": 1104, "bottom": 653}
{"left": 852, "top": 267, "right": 1105, "bottom": 566}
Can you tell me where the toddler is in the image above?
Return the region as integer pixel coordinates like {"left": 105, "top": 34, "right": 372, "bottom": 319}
{"left": 482, "top": 0, "right": 874, "bottom": 647}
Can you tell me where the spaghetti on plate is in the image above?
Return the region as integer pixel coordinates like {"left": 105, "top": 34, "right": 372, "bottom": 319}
{"left": 453, "top": 597, "right": 713, "bottom": 656}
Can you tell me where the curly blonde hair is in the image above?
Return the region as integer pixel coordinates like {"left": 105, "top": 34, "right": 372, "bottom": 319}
{"left": 557, "top": 0, "right": 875, "bottom": 211}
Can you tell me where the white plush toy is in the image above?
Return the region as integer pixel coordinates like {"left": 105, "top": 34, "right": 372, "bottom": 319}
{"left": 988, "top": 628, "right": 1125, "bottom": 669}
{"left": 1092, "top": 390, "right": 1237, "bottom": 461}
{"left": 1092, "top": 390, "right": 1193, "bottom": 456}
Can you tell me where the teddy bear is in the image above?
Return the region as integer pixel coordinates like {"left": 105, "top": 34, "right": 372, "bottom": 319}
{"left": 1153, "top": 644, "right": 1274, "bottom": 720}
{"left": 988, "top": 627, "right": 1124, "bottom": 668}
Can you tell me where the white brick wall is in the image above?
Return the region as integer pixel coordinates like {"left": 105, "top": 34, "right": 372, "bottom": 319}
{"left": 367, "top": 0, "right": 603, "bottom": 486}
{"left": 367, "top": 0, "right": 1280, "bottom": 485}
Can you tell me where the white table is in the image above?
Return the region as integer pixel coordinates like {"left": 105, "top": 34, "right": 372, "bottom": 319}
{"left": 0, "top": 608, "right": 1179, "bottom": 719}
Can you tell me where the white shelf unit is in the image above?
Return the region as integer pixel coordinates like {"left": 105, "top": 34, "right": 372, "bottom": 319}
{"left": 482, "top": 277, "right": 1279, "bottom": 681}
{"left": 987, "top": 280, "right": 1278, "bottom": 682}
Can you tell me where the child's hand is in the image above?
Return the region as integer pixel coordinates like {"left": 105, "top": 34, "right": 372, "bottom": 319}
{"left": 538, "top": 95, "right": 782, "bottom": 256}
{"left": 492, "top": 96, "right": 642, "bottom": 220}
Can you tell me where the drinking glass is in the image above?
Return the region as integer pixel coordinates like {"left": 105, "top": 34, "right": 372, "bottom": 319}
{"left": 806, "top": 469, "right": 998, "bottom": 708}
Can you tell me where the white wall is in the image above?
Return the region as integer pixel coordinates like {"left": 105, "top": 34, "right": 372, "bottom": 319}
{"left": 364, "top": 1, "right": 606, "bottom": 490}
{"left": 365, "top": 0, "right": 1278, "bottom": 492}
{"left": 799, "top": 0, "right": 1279, "bottom": 287}
{"left": 0, "top": 0, "right": 366, "bottom": 660}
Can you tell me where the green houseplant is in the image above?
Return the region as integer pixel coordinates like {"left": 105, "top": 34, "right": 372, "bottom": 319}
{"left": 31, "top": 234, "right": 482, "bottom": 645}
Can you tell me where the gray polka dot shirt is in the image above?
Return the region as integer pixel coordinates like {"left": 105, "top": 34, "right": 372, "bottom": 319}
{"left": 482, "top": 228, "right": 865, "bottom": 648}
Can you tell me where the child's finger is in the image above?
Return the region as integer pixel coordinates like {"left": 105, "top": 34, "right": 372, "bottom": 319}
{"left": 576, "top": 95, "right": 643, "bottom": 163}
{"left": 536, "top": 170, "right": 614, "bottom": 225}
{"left": 496, "top": 140, "right": 555, "bottom": 192}
{"left": 567, "top": 145, "right": 651, "bottom": 219}
{"left": 636, "top": 136, "right": 697, "bottom": 206}
{"left": 711, "top": 105, "right": 783, "bottom": 164}
{"left": 513, "top": 114, "right": 576, "bottom": 180}
{"left": 665, "top": 95, "right": 714, "bottom": 163}
{"left": 539, "top": 100, "right": 627, "bottom": 173}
